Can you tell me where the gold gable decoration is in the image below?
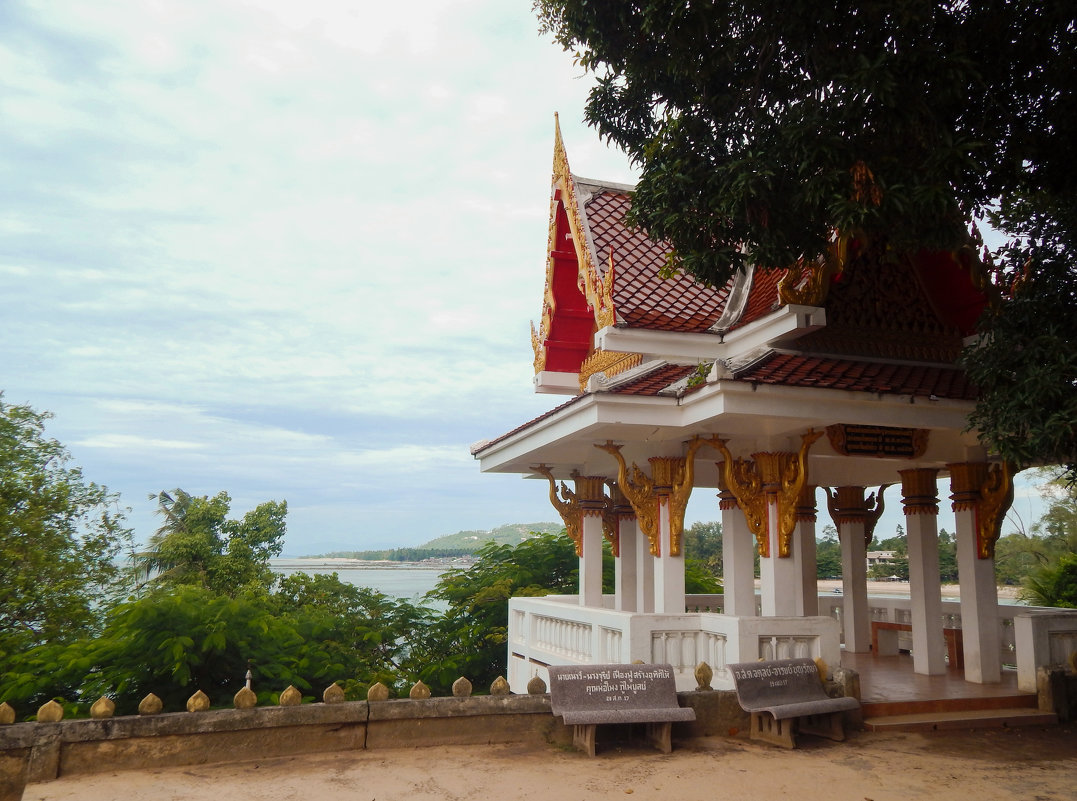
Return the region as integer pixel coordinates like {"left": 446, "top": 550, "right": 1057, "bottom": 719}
{"left": 578, "top": 349, "right": 643, "bottom": 393}
{"left": 531, "top": 115, "right": 618, "bottom": 378}
{"left": 551, "top": 115, "right": 616, "bottom": 330}
{"left": 777, "top": 233, "right": 850, "bottom": 307}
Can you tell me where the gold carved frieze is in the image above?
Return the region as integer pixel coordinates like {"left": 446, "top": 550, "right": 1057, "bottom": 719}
{"left": 826, "top": 424, "right": 929, "bottom": 460}
{"left": 578, "top": 349, "right": 643, "bottom": 393}
{"left": 531, "top": 465, "right": 583, "bottom": 556}
{"left": 664, "top": 436, "right": 720, "bottom": 557}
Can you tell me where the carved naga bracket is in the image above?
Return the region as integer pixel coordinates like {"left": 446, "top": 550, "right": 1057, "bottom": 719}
{"left": 595, "top": 436, "right": 721, "bottom": 557}
{"left": 531, "top": 465, "right": 583, "bottom": 557}
{"left": 824, "top": 484, "right": 890, "bottom": 548}
{"left": 595, "top": 442, "right": 659, "bottom": 555}
{"left": 978, "top": 462, "right": 1016, "bottom": 560}
{"left": 602, "top": 481, "right": 635, "bottom": 558}
{"left": 667, "top": 436, "right": 724, "bottom": 556}
{"left": 716, "top": 430, "right": 822, "bottom": 558}
{"left": 865, "top": 484, "right": 891, "bottom": 546}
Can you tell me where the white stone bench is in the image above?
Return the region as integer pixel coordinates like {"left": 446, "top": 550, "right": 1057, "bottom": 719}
{"left": 548, "top": 663, "right": 696, "bottom": 757}
{"left": 729, "top": 658, "right": 860, "bottom": 748}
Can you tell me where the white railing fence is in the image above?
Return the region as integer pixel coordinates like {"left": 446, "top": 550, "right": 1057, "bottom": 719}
{"left": 506, "top": 596, "right": 841, "bottom": 692}
{"left": 507, "top": 593, "right": 1077, "bottom": 696}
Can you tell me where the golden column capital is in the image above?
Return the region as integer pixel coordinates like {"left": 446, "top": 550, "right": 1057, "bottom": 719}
{"left": 595, "top": 437, "right": 720, "bottom": 557}
{"left": 898, "top": 468, "right": 939, "bottom": 516}
{"left": 716, "top": 430, "right": 821, "bottom": 558}
{"left": 601, "top": 480, "right": 634, "bottom": 558}
{"left": 716, "top": 464, "right": 739, "bottom": 511}
{"left": 947, "top": 462, "right": 990, "bottom": 512}
{"left": 946, "top": 461, "right": 1016, "bottom": 559}
{"left": 825, "top": 484, "right": 889, "bottom": 546}
{"left": 796, "top": 484, "right": 818, "bottom": 522}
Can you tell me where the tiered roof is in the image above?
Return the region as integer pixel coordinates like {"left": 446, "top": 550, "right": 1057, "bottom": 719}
{"left": 474, "top": 120, "right": 990, "bottom": 481}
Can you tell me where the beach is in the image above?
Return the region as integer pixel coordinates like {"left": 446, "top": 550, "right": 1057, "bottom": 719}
{"left": 815, "top": 579, "right": 1023, "bottom": 601}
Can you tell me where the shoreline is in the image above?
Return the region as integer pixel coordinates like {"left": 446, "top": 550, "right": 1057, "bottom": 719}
{"left": 815, "top": 578, "right": 1021, "bottom": 600}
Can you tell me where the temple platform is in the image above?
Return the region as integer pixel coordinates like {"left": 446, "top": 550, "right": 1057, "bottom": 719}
{"left": 843, "top": 650, "right": 1056, "bottom": 730}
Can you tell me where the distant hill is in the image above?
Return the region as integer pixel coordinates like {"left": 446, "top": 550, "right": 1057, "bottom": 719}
{"left": 418, "top": 522, "right": 564, "bottom": 550}
{"left": 308, "top": 522, "right": 565, "bottom": 560}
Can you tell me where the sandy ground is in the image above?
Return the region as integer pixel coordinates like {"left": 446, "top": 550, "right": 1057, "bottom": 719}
{"left": 24, "top": 725, "right": 1077, "bottom": 801}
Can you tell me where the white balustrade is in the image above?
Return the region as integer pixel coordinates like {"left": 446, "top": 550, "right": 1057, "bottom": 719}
{"left": 506, "top": 592, "right": 1077, "bottom": 695}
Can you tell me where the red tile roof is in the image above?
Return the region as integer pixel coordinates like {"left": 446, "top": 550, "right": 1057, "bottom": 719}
{"left": 734, "top": 267, "right": 785, "bottom": 328}
{"left": 733, "top": 352, "right": 977, "bottom": 400}
{"left": 608, "top": 364, "right": 698, "bottom": 396}
{"left": 583, "top": 190, "right": 734, "bottom": 332}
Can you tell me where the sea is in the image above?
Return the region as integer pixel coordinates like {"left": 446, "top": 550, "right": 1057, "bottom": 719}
{"left": 270, "top": 559, "right": 453, "bottom": 605}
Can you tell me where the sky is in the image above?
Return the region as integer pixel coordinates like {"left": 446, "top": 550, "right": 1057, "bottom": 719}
{"left": 1, "top": 0, "right": 1049, "bottom": 556}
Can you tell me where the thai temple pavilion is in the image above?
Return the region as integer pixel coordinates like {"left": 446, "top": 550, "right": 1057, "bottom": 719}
{"left": 471, "top": 119, "right": 1064, "bottom": 695}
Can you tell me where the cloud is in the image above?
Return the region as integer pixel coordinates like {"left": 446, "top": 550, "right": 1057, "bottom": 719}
{"left": 0, "top": 0, "right": 639, "bottom": 552}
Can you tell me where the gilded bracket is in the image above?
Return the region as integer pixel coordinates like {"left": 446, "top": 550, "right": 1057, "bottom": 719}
{"left": 713, "top": 445, "right": 767, "bottom": 556}
{"left": 978, "top": 462, "right": 1017, "bottom": 559}
{"left": 595, "top": 442, "right": 659, "bottom": 555}
{"left": 864, "top": 485, "right": 891, "bottom": 547}
{"left": 777, "top": 233, "right": 849, "bottom": 307}
{"left": 594, "top": 437, "right": 721, "bottom": 557}
{"left": 667, "top": 436, "right": 724, "bottom": 556}
{"left": 531, "top": 465, "right": 583, "bottom": 557}
{"left": 716, "top": 431, "right": 822, "bottom": 558}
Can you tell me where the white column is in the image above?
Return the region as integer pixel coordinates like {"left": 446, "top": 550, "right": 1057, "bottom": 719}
{"left": 795, "top": 485, "right": 818, "bottom": 616}
{"left": 614, "top": 514, "right": 638, "bottom": 613}
{"left": 719, "top": 481, "right": 757, "bottom": 617}
{"left": 760, "top": 495, "right": 798, "bottom": 616}
{"left": 949, "top": 463, "right": 1002, "bottom": 683}
{"left": 636, "top": 519, "right": 655, "bottom": 613}
{"left": 653, "top": 500, "right": 685, "bottom": 614}
{"left": 579, "top": 510, "right": 604, "bottom": 608}
{"left": 901, "top": 468, "right": 947, "bottom": 675}
{"left": 830, "top": 486, "right": 871, "bottom": 652}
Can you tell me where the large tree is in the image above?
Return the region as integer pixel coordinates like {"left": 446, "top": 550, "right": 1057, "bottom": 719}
{"left": 134, "top": 489, "right": 287, "bottom": 596}
{"left": 0, "top": 397, "right": 134, "bottom": 655}
{"left": 535, "top": 0, "right": 1077, "bottom": 478}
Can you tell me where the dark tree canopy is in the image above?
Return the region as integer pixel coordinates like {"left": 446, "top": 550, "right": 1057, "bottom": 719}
{"left": 536, "top": 0, "right": 1077, "bottom": 477}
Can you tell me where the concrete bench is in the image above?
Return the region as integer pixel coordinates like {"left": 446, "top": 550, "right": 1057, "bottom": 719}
{"left": 870, "top": 621, "right": 964, "bottom": 668}
{"left": 547, "top": 664, "right": 695, "bottom": 757}
{"left": 729, "top": 658, "right": 860, "bottom": 748}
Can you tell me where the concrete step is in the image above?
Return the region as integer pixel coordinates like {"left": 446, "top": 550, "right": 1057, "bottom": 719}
{"left": 863, "top": 707, "right": 1058, "bottom": 732}
{"left": 861, "top": 692, "right": 1038, "bottom": 718}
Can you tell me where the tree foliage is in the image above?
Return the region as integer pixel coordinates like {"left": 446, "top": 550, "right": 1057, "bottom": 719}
{"left": 134, "top": 489, "right": 287, "bottom": 596}
{"left": 535, "top": 1, "right": 1077, "bottom": 478}
{"left": 0, "top": 397, "right": 133, "bottom": 656}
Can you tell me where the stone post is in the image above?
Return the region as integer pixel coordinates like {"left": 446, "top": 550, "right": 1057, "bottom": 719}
{"left": 575, "top": 475, "right": 607, "bottom": 608}
{"left": 755, "top": 452, "right": 800, "bottom": 617}
{"left": 828, "top": 486, "right": 872, "bottom": 653}
{"left": 795, "top": 484, "right": 819, "bottom": 616}
{"left": 649, "top": 457, "right": 686, "bottom": 614}
{"left": 610, "top": 483, "right": 638, "bottom": 613}
{"left": 949, "top": 462, "right": 1002, "bottom": 683}
{"left": 900, "top": 468, "right": 947, "bottom": 675}
{"left": 719, "top": 466, "right": 757, "bottom": 617}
